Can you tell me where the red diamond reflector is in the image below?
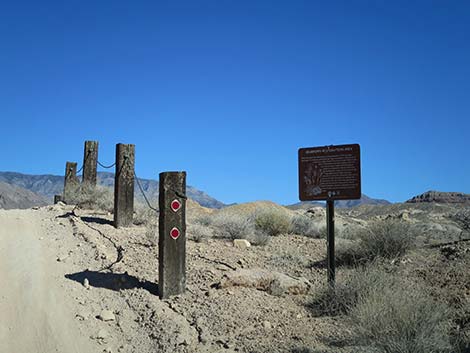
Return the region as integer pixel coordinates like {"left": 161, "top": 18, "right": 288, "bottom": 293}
{"left": 170, "top": 227, "right": 181, "bottom": 240}
{"left": 171, "top": 199, "right": 181, "bottom": 212}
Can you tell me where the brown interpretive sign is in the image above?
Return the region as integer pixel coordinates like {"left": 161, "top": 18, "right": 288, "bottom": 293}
{"left": 298, "top": 144, "right": 361, "bottom": 201}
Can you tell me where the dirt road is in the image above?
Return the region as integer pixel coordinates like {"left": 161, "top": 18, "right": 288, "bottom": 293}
{"left": 0, "top": 209, "right": 95, "bottom": 353}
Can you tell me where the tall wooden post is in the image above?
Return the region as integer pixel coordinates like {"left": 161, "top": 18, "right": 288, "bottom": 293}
{"left": 159, "top": 171, "right": 187, "bottom": 299}
{"left": 114, "top": 144, "right": 135, "bottom": 228}
{"left": 82, "top": 140, "right": 98, "bottom": 186}
{"left": 326, "top": 200, "right": 335, "bottom": 286}
{"left": 64, "top": 161, "right": 78, "bottom": 202}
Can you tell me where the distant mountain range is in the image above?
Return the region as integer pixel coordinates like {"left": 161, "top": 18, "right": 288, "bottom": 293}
{"left": 0, "top": 171, "right": 225, "bottom": 209}
{"left": 0, "top": 181, "right": 48, "bottom": 210}
{"left": 286, "top": 194, "right": 392, "bottom": 210}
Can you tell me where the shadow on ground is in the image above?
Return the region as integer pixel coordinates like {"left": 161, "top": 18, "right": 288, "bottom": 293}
{"left": 80, "top": 216, "right": 114, "bottom": 226}
{"left": 65, "top": 270, "right": 159, "bottom": 296}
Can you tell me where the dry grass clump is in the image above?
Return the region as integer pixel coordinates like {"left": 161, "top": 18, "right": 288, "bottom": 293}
{"left": 66, "top": 183, "right": 114, "bottom": 212}
{"left": 335, "top": 220, "right": 415, "bottom": 266}
{"left": 310, "top": 265, "right": 453, "bottom": 353}
{"left": 254, "top": 208, "right": 291, "bottom": 236}
{"left": 289, "top": 214, "right": 323, "bottom": 238}
{"left": 309, "top": 265, "right": 387, "bottom": 317}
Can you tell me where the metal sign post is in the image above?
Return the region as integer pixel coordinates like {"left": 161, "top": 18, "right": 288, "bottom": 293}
{"left": 298, "top": 144, "right": 361, "bottom": 287}
{"left": 326, "top": 200, "right": 335, "bottom": 285}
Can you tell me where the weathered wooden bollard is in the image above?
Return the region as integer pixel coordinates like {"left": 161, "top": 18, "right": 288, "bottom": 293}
{"left": 64, "top": 161, "right": 79, "bottom": 202}
{"left": 82, "top": 140, "right": 98, "bottom": 186}
{"left": 159, "top": 171, "right": 187, "bottom": 299}
{"left": 114, "top": 143, "right": 135, "bottom": 228}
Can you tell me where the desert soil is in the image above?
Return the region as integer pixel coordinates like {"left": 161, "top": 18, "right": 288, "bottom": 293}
{"left": 0, "top": 201, "right": 469, "bottom": 353}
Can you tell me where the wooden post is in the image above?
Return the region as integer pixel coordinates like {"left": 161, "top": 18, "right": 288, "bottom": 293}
{"left": 114, "top": 143, "right": 135, "bottom": 228}
{"left": 54, "top": 195, "right": 63, "bottom": 204}
{"left": 159, "top": 171, "right": 187, "bottom": 299}
{"left": 82, "top": 140, "right": 98, "bottom": 186}
{"left": 64, "top": 161, "right": 79, "bottom": 203}
{"left": 326, "top": 200, "right": 335, "bottom": 287}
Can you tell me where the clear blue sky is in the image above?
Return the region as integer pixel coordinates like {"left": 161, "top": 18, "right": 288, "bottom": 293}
{"left": 1, "top": 1, "right": 469, "bottom": 205}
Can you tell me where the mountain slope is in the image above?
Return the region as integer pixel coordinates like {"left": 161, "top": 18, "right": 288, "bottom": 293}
{"left": 0, "top": 171, "right": 225, "bottom": 209}
{"left": 0, "top": 181, "right": 48, "bottom": 209}
{"left": 286, "top": 194, "right": 391, "bottom": 210}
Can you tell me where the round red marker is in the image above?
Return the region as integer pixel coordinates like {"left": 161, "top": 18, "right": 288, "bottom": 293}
{"left": 170, "top": 227, "right": 181, "bottom": 240}
{"left": 171, "top": 199, "right": 182, "bottom": 212}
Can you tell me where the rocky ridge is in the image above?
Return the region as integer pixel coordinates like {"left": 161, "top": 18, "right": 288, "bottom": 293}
{"left": 406, "top": 190, "right": 470, "bottom": 204}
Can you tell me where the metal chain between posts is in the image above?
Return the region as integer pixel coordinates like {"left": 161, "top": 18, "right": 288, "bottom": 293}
{"left": 134, "top": 171, "right": 158, "bottom": 212}
{"left": 98, "top": 160, "right": 117, "bottom": 169}
{"left": 76, "top": 149, "right": 92, "bottom": 175}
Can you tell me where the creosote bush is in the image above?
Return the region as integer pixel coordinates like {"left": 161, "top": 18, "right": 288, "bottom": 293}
{"left": 66, "top": 183, "right": 114, "bottom": 212}
{"left": 309, "top": 265, "right": 453, "bottom": 353}
{"left": 254, "top": 208, "right": 291, "bottom": 236}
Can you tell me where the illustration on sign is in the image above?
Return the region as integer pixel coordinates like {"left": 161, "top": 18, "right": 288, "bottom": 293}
{"left": 304, "top": 164, "right": 323, "bottom": 196}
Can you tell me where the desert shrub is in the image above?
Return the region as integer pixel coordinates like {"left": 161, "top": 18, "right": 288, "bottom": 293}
{"left": 356, "top": 220, "right": 415, "bottom": 259}
{"left": 254, "top": 208, "right": 291, "bottom": 236}
{"left": 133, "top": 204, "right": 158, "bottom": 226}
{"left": 335, "top": 239, "right": 364, "bottom": 266}
{"left": 246, "top": 230, "right": 271, "bottom": 246}
{"left": 66, "top": 183, "right": 114, "bottom": 212}
{"left": 193, "top": 214, "right": 213, "bottom": 226}
{"left": 334, "top": 220, "right": 414, "bottom": 266}
{"left": 309, "top": 265, "right": 388, "bottom": 317}
{"left": 309, "top": 265, "right": 453, "bottom": 353}
{"left": 188, "top": 223, "right": 213, "bottom": 242}
{"left": 145, "top": 222, "right": 158, "bottom": 246}
{"left": 350, "top": 280, "right": 452, "bottom": 353}
{"left": 290, "top": 214, "right": 323, "bottom": 238}
{"left": 211, "top": 212, "right": 254, "bottom": 240}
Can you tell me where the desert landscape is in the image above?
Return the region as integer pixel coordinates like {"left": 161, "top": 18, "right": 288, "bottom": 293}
{"left": 1, "top": 2, "right": 469, "bottom": 352}
{"left": 0, "top": 182, "right": 469, "bottom": 353}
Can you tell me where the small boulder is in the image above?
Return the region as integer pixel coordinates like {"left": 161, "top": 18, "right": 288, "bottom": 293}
{"left": 98, "top": 309, "right": 116, "bottom": 322}
{"left": 233, "top": 239, "right": 251, "bottom": 249}
{"left": 218, "top": 268, "right": 311, "bottom": 296}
